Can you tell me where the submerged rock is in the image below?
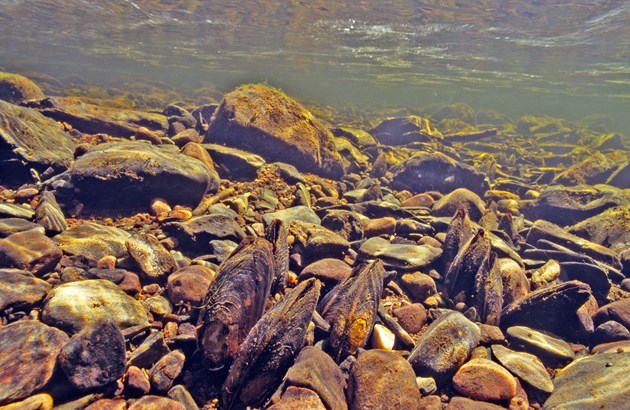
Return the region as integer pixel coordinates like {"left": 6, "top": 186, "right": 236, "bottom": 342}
{"left": 24, "top": 96, "right": 168, "bottom": 137}
{"left": 0, "top": 321, "right": 69, "bottom": 405}
{"left": 0, "top": 229, "right": 62, "bottom": 276}
{"left": 206, "top": 84, "right": 343, "bottom": 179}
{"left": 0, "top": 72, "right": 45, "bottom": 103}
{"left": 452, "top": 358, "right": 517, "bottom": 402}
{"left": 0, "top": 269, "right": 51, "bottom": 311}
{"left": 0, "top": 99, "right": 75, "bottom": 183}
{"left": 369, "top": 116, "right": 442, "bottom": 146}
{"left": 491, "top": 344, "right": 554, "bottom": 393}
{"left": 357, "top": 236, "right": 442, "bottom": 271}
{"left": 54, "top": 141, "right": 216, "bottom": 210}
{"left": 54, "top": 222, "right": 131, "bottom": 261}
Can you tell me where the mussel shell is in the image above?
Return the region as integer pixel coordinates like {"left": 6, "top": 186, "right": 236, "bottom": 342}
{"left": 265, "top": 218, "right": 289, "bottom": 295}
{"left": 198, "top": 236, "right": 274, "bottom": 370}
{"left": 35, "top": 190, "right": 67, "bottom": 233}
{"left": 222, "top": 277, "right": 321, "bottom": 409}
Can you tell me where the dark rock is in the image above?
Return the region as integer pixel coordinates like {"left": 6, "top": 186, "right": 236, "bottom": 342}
{"left": 408, "top": 311, "right": 481, "bottom": 384}
{"left": 59, "top": 317, "right": 126, "bottom": 391}
{"left": 0, "top": 229, "right": 62, "bottom": 276}
{"left": 162, "top": 214, "right": 246, "bottom": 254}
{"left": 368, "top": 116, "right": 442, "bottom": 146}
{"left": 543, "top": 352, "right": 630, "bottom": 410}
{"left": 554, "top": 152, "right": 619, "bottom": 185}
{"left": 593, "top": 321, "right": 630, "bottom": 344}
{"left": 126, "top": 233, "right": 177, "bottom": 282}
{"left": 569, "top": 205, "right": 630, "bottom": 252}
{"left": 149, "top": 350, "right": 186, "bottom": 393}
{"left": 270, "top": 346, "right": 347, "bottom": 410}
{"left": 348, "top": 349, "right": 422, "bottom": 410}
{"left": 288, "top": 221, "right": 350, "bottom": 261}
{"left": 432, "top": 188, "right": 486, "bottom": 222}
{"left": 491, "top": 344, "right": 554, "bottom": 393}
{"left": 607, "top": 159, "right": 630, "bottom": 188}
{"left": 202, "top": 143, "right": 265, "bottom": 180}
{"left": 594, "top": 299, "right": 630, "bottom": 330}
{"left": 0, "top": 321, "right": 69, "bottom": 405}
{"left": 166, "top": 265, "right": 216, "bottom": 307}
{"left": 392, "top": 303, "right": 428, "bottom": 334}
{"left": 128, "top": 331, "right": 170, "bottom": 369}
{"left": 501, "top": 281, "right": 593, "bottom": 342}
{"left": 446, "top": 396, "right": 506, "bottom": 410}
{"left": 86, "top": 268, "right": 127, "bottom": 283}
{"left": 0, "top": 99, "right": 75, "bottom": 183}
{"left": 54, "top": 222, "right": 131, "bottom": 261}
{"left": 391, "top": 152, "right": 489, "bottom": 196}
{"left": 321, "top": 210, "right": 364, "bottom": 241}
{"left": 0, "top": 72, "right": 45, "bottom": 103}
{"left": 0, "top": 268, "right": 51, "bottom": 310}
{"left": 54, "top": 141, "right": 214, "bottom": 210}
{"left": 24, "top": 96, "right": 168, "bottom": 137}
{"left": 205, "top": 84, "right": 343, "bottom": 179}
{"left": 42, "top": 279, "right": 148, "bottom": 334}
{"left": 452, "top": 358, "right": 517, "bottom": 402}
{"left": 357, "top": 237, "right": 443, "bottom": 271}
{"left": 559, "top": 261, "right": 611, "bottom": 302}
{"left": 124, "top": 366, "right": 151, "bottom": 397}
{"left": 527, "top": 185, "right": 626, "bottom": 226}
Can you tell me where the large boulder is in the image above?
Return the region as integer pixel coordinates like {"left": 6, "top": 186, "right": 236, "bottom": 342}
{"left": 0, "top": 72, "right": 45, "bottom": 103}
{"left": 24, "top": 96, "right": 168, "bottom": 137}
{"left": 53, "top": 141, "right": 216, "bottom": 210}
{"left": 0, "top": 99, "right": 75, "bottom": 183}
{"left": 391, "top": 152, "right": 489, "bottom": 195}
{"left": 205, "top": 84, "right": 343, "bottom": 179}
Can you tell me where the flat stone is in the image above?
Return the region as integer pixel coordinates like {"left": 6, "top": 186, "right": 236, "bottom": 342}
{"left": 167, "top": 385, "right": 199, "bottom": 410}
{"left": 593, "top": 320, "right": 630, "bottom": 344}
{"left": 149, "top": 350, "right": 186, "bottom": 393}
{"left": 41, "top": 279, "right": 148, "bottom": 334}
{"left": 127, "top": 396, "right": 186, "bottom": 410}
{"left": 124, "top": 366, "right": 151, "bottom": 397}
{"left": 362, "top": 216, "right": 397, "bottom": 237}
{"left": 0, "top": 203, "right": 35, "bottom": 219}
{"left": 262, "top": 205, "right": 321, "bottom": 226}
{"left": 0, "top": 269, "right": 51, "bottom": 311}
{"left": 54, "top": 222, "right": 131, "bottom": 261}
{"left": 348, "top": 349, "right": 422, "bottom": 410}
{"left": 392, "top": 303, "right": 428, "bottom": 334}
{"left": 271, "top": 346, "right": 347, "bottom": 410}
{"left": 202, "top": 143, "right": 265, "bottom": 180}
{"left": 128, "top": 331, "right": 170, "bottom": 369}
{"left": 142, "top": 295, "right": 173, "bottom": 316}
{"left": 299, "top": 258, "right": 353, "bottom": 291}
{"left": 126, "top": 233, "right": 177, "bottom": 282}
{"left": 408, "top": 311, "right": 481, "bottom": 384}
{"left": 0, "top": 99, "right": 75, "bottom": 183}
{"left": 205, "top": 84, "right": 343, "bottom": 179}
{"left": 399, "top": 272, "right": 437, "bottom": 302}
{"left": 0, "top": 230, "right": 62, "bottom": 276}
{"left": 58, "top": 317, "right": 126, "bottom": 391}
{"left": 25, "top": 96, "right": 167, "bottom": 137}
{"left": 506, "top": 326, "right": 575, "bottom": 362}
{"left": 543, "top": 352, "right": 630, "bottom": 410}
{"left": 84, "top": 398, "right": 127, "bottom": 410}
{"left": 452, "top": 358, "right": 517, "bottom": 401}
{"left": 569, "top": 205, "right": 630, "bottom": 252}
{"left": 56, "top": 141, "right": 215, "bottom": 210}
{"left": 358, "top": 236, "right": 442, "bottom": 270}
{"left": 0, "top": 321, "right": 69, "bottom": 405}
{"left": 167, "top": 265, "right": 216, "bottom": 307}
{"left": 0, "top": 218, "right": 43, "bottom": 238}
{"left": 321, "top": 210, "right": 364, "bottom": 241}
{"left": 162, "top": 214, "right": 246, "bottom": 254}
{"left": 491, "top": 344, "right": 554, "bottom": 393}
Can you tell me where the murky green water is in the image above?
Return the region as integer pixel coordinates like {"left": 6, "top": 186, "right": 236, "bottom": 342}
{"left": 1, "top": 0, "right": 629, "bottom": 131}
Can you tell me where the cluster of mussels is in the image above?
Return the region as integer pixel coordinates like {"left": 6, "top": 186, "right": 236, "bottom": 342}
{"left": 0, "top": 72, "right": 629, "bottom": 410}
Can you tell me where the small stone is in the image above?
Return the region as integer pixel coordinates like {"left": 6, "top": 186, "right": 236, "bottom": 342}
{"left": 392, "top": 303, "right": 428, "bottom": 334}
{"left": 135, "top": 126, "right": 162, "bottom": 144}
{"left": 267, "top": 386, "right": 326, "bottom": 410}
{"left": 478, "top": 324, "right": 505, "bottom": 345}
{"left": 408, "top": 311, "right": 481, "bottom": 384}
{"left": 150, "top": 198, "right": 172, "bottom": 216}
{"left": 128, "top": 331, "right": 170, "bottom": 369}
{"left": 118, "top": 271, "right": 142, "bottom": 295}
{"left": 41, "top": 279, "right": 148, "bottom": 334}
{"left": 128, "top": 395, "right": 186, "bottom": 410}
{"left": 362, "top": 217, "right": 397, "bottom": 238}
{"left": 348, "top": 349, "right": 422, "bottom": 410}
{"left": 594, "top": 299, "right": 630, "bottom": 330}
{"left": 0, "top": 218, "right": 42, "bottom": 238}
{"left": 432, "top": 188, "right": 486, "bottom": 221}
{"left": 299, "top": 258, "right": 353, "bottom": 291}
{"left": 0, "top": 72, "right": 45, "bottom": 103}
{"left": 593, "top": 320, "right": 630, "bottom": 344}
{"left": 491, "top": 344, "right": 554, "bottom": 394}
{"left": 143, "top": 295, "right": 173, "bottom": 316}
{"left": 0, "top": 269, "right": 51, "bottom": 311}
{"left": 416, "top": 377, "right": 438, "bottom": 395}
{"left": 506, "top": 326, "right": 575, "bottom": 362}
{"left": 126, "top": 233, "right": 177, "bottom": 282}
{"left": 399, "top": 272, "right": 437, "bottom": 302}
{"left": 97, "top": 255, "right": 117, "bottom": 270}
{"left": 0, "top": 230, "right": 62, "bottom": 276}
{"left": 446, "top": 396, "right": 506, "bottom": 410}
{"left": 84, "top": 398, "right": 127, "bottom": 410}
{"left": 358, "top": 237, "right": 442, "bottom": 271}
{"left": 166, "top": 265, "right": 216, "bottom": 307}
{"left": 453, "top": 358, "right": 517, "bottom": 401}
{"left": 262, "top": 205, "right": 321, "bottom": 226}
{"left": 54, "top": 222, "right": 131, "bottom": 261}
{"left": 124, "top": 366, "right": 151, "bottom": 397}
{"left": 149, "top": 350, "right": 186, "bottom": 393}
{"left": 167, "top": 385, "right": 200, "bottom": 410}
{"left": 13, "top": 187, "right": 39, "bottom": 201}
{"left": 321, "top": 210, "right": 364, "bottom": 241}
{"left": 401, "top": 193, "right": 435, "bottom": 207}
{"left": 0, "top": 321, "right": 69, "bottom": 405}
{"left": 371, "top": 323, "right": 396, "bottom": 350}
{"left": 59, "top": 317, "right": 127, "bottom": 391}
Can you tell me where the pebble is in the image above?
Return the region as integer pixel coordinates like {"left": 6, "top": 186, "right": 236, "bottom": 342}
{"left": 0, "top": 321, "right": 69, "bottom": 405}
{"left": 0, "top": 394, "right": 53, "bottom": 410}
{"left": 446, "top": 396, "right": 506, "bottom": 410}
{"left": 41, "top": 279, "right": 149, "bottom": 334}
{"left": 58, "top": 317, "right": 126, "bottom": 391}
{"left": 401, "top": 193, "right": 435, "bottom": 207}
{"left": 491, "top": 344, "right": 554, "bottom": 393}
{"left": 371, "top": 323, "right": 395, "bottom": 350}
{"left": 128, "top": 331, "right": 170, "bottom": 369}
{"left": 149, "top": 350, "right": 186, "bottom": 393}
{"left": 0, "top": 218, "right": 43, "bottom": 238}
{"left": 0, "top": 269, "right": 51, "bottom": 311}
{"left": 452, "top": 358, "right": 517, "bottom": 401}
{"left": 362, "top": 217, "right": 397, "bottom": 237}
{"left": 348, "top": 349, "right": 422, "bottom": 410}
{"left": 166, "top": 265, "right": 216, "bottom": 307}
{"left": 84, "top": 398, "right": 127, "bottom": 410}
{"left": 298, "top": 258, "right": 353, "bottom": 290}
{"left": 118, "top": 271, "right": 143, "bottom": 295}
{"left": 408, "top": 311, "right": 481, "bottom": 384}
{"left": 358, "top": 236, "right": 443, "bottom": 270}
{"left": 128, "top": 395, "right": 186, "bottom": 410}
{"left": 126, "top": 232, "right": 177, "bottom": 282}
{"left": 262, "top": 205, "right": 321, "bottom": 226}
{"left": 392, "top": 303, "right": 428, "bottom": 334}
{"left": 593, "top": 320, "right": 630, "bottom": 344}
{"left": 432, "top": 188, "right": 486, "bottom": 221}
{"left": 267, "top": 386, "right": 326, "bottom": 410}
{"left": 399, "top": 272, "right": 437, "bottom": 302}
{"left": 54, "top": 222, "right": 131, "bottom": 261}
{"left": 593, "top": 298, "right": 630, "bottom": 330}
{"left": 125, "top": 366, "right": 151, "bottom": 397}
{"left": 0, "top": 229, "right": 62, "bottom": 276}
{"left": 506, "top": 326, "right": 575, "bottom": 362}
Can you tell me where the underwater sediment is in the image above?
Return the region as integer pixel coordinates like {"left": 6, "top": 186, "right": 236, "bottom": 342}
{"left": 1, "top": 72, "right": 630, "bottom": 409}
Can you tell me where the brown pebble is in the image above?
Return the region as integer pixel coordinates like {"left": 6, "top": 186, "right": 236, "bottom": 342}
{"left": 401, "top": 193, "right": 434, "bottom": 207}
{"left": 124, "top": 366, "right": 150, "bottom": 397}
{"left": 452, "top": 358, "right": 517, "bottom": 402}
{"left": 363, "top": 217, "right": 397, "bottom": 237}
{"left": 399, "top": 272, "right": 437, "bottom": 302}
{"left": 14, "top": 187, "right": 39, "bottom": 202}
{"left": 118, "top": 272, "right": 142, "bottom": 295}
{"left": 418, "top": 236, "right": 442, "bottom": 249}
{"left": 446, "top": 397, "right": 506, "bottom": 410}
{"left": 418, "top": 395, "right": 443, "bottom": 410}
{"left": 135, "top": 126, "right": 161, "bottom": 144}
{"left": 85, "top": 398, "right": 127, "bottom": 410}
{"left": 143, "top": 283, "right": 160, "bottom": 295}
{"left": 163, "top": 321, "right": 178, "bottom": 340}
{"left": 150, "top": 198, "right": 172, "bottom": 216}
{"left": 97, "top": 255, "right": 117, "bottom": 270}
{"left": 392, "top": 303, "right": 427, "bottom": 334}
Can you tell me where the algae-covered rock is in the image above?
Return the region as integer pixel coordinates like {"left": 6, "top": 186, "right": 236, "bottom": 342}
{"left": 369, "top": 116, "right": 442, "bottom": 146}
{"left": 0, "top": 72, "right": 45, "bottom": 103}
{"left": 205, "top": 84, "right": 343, "bottom": 179}
{"left": 0, "top": 99, "right": 75, "bottom": 183}
{"left": 55, "top": 141, "right": 216, "bottom": 210}
{"left": 24, "top": 96, "right": 168, "bottom": 137}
